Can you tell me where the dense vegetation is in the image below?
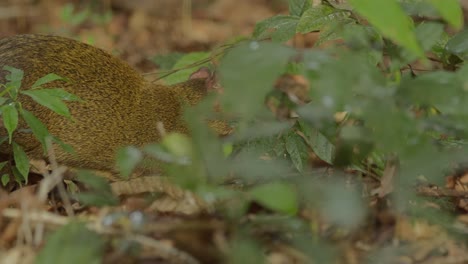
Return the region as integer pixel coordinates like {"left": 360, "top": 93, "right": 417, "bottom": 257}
{"left": 1, "top": 0, "right": 467, "bottom": 263}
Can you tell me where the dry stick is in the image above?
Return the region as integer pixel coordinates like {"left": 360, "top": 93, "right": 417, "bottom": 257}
{"left": 43, "top": 137, "right": 74, "bottom": 217}
{"left": 416, "top": 186, "right": 468, "bottom": 199}
{"left": 3, "top": 208, "right": 200, "bottom": 264}
{"left": 129, "top": 235, "right": 199, "bottom": 264}
{"left": 32, "top": 137, "right": 74, "bottom": 246}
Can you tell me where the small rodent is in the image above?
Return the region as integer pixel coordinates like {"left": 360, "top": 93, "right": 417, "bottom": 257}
{"left": 0, "top": 34, "right": 227, "bottom": 174}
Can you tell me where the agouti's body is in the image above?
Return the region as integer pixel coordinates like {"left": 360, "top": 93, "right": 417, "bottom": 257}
{"left": 0, "top": 34, "right": 212, "bottom": 173}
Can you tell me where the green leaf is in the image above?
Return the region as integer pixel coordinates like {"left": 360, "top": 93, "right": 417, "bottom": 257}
{"left": 33, "top": 88, "right": 81, "bottom": 101}
{"left": 284, "top": 132, "right": 308, "bottom": 172}
{"left": 73, "top": 171, "right": 118, "bottom": 207}
{"left": 220, "top": 42, "right": 294, "bottom": 120}
{"left": 31, "top": 73, "right": 64, "bottom": 89}
{"left": 228, "top": 237, "right": 265, "bottom": 264}
{"left": 151, "top": 52, "right": 184, "bottom": 70}
{"left": 3, "top": 66, "right": 23, "bottom": 99}
{"left": 21, "top": 89, "right": 72, "bottom": 118}
{"left": 249, "top": 182, "right": 298, "bottom": 215}
{"left": 21, "top": 109, "right": 50, "bottom": 150}
{"left": 321, "top": 181, "right": 366, "bottom": 228}
{"left": 0, "top": 97, "right": 8, "bottom": 105}
{"left": 0, "top": 103, "right": 18, "bottom": 143}
{"left": 348, "top": 0, "right": 423, "bottom": 57}
{"left": 414, "top": 22, "right": 444, "bottom": 51}
{"left": 297, "top": 5, "right": 349, "bottom": 33}
{"left": 298, "top": 121, "right": 335, "bottom": 164}
{"left": 253, "top": 15, "right": 299, "bottom": 42}
{"left": 115, "top": 146, "right": 142, "bottom": 179}
{"left": 12, "top": 142, "right": 29, "bottom": 181}
{"left": 36, "top": 222, "right": 105, "bottom": 264}
{"left": 446, "top": 30, "right": 468, "bottom": 58}
{"left": 162, "top": 52, "right": 210, "bottom": 85}
{"left": 427, "top": 0, "right": 462, "bottom": 30}
{"left": 0, "top": 161, "right": 6, "bottom": 171}
{"left": 1, "top": 173, "right": 9, "bottom": 186}
{"left": 3, "top": 66, "right": 23, "bottom": 84}
{"left": 289, "top": 0, "right": 311, "bottom": 16}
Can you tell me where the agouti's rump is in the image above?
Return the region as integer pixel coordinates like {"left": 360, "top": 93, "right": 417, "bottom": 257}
{"left": 0, "top": 34, "right": 188, "bottom": 172}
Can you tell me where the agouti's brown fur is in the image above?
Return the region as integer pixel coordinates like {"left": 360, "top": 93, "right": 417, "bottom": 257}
{"left": 0, "top": 34, "right": 224, "bottom": 174}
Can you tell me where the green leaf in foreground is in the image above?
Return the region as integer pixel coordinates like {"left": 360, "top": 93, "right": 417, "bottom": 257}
{"left": 73, "top": 171, "right": 118, "bottom": 207}
{"left": 284, "top": 132, "right": 308, "bottom": 172}
{"left": 289, "top": 0, "right": 311, "bottom": 16}
{"left": 36, "top": 222, "right": 105, "bottom": 264}
{"left": 162, "top": 52, "right": 210, "bottom": 85}
{"left": 0, "top": 103, "right": 18, "bottom": 143}
{"left": 116, "top": 146, "right": 142, "bottom": 179}
{"left": 297, "top": 5, "right": 348, "bottom": 34}
{"left": 21, "top": 89, "right": 72, "bottom": 118}
{"left": 349, "top": 0, "right": 423, "bottom": 57}
{"left": 428, "top": 0, "right": 462, "bottom": 30}
{"left": 446, "top": 30, "right": 468, "bottom": 58}
{"left": 220, "top": 42, "right": 294, "bottom": 120}
{"left": 321, "top": 182, "right": 366, "bottom": 228}
{"left": 249, "top": 182, "right": 298, "bottom": 215}
{"left": 253, "top": 15, "right": 299, "bottom": 42}
{"left": 21, "top": 109, "right": 50, "bottom": 150}
{"left": 12, "top": 142, "right": 29, "bottom": 181}
{"left": 31, "top": 73, "right": 65, "bottom": 89}
{"left": 2, "top": 66, "right": 23, "bottom": 100}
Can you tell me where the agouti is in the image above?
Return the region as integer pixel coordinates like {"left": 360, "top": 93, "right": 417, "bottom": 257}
{"left": 0, "top": 34, "right": 226, "bottom": 175}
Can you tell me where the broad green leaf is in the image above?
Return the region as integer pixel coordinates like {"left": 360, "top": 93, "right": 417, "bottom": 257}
{"left": 115, "top": 146, "right": 142, "bottom": 179}
{"left": 3, "top": 66, "right": 23, "bottom": 99}
{"left": 220, "top": 42, "right": 294, "bottom": 120}
{"left": 349, "top": 0, "right": 423, "bottom": 57}
{"left": 284, "top": 132, "right": 308, "bottom": 172}
{"left": 398, "top": 71, "right": 460, "bottom": 112}
{"left": 398, "top": 22, "right": 445, "bottom": 63}
{"left": 289, "top": 0, "right": 311, "bottom": 16}
{"left": 73, "top": 171, "right": 118, "bottom": 206}
{"left": 228, "top": 237, "right": 265, "bottom": 264}
{"left": 51, "top": 135, "right": 75, "bottom": 154}
{"left": 298, "top": 121, "right": 335, "bottom": 164}
{"left": 151, "top": 52, "right": 184, "bottom": 70}
{"left": 1, "top": 173, "right": 9, "bottom": 186}
{"left": 36, "top": 222, "right": 105, "bottom": 264}
{"left": 3, "top": 66, "right": 23, "bottom": 84}
{"left": 230, "top": 150, "right": 292, "bottom": 181}
{"left": 249, "top": 182, "right": 298, "bottom": 215}
{"left": 0, "top": 97, "right": 7, "bottom": 105}
{"left": 428, "top": 0, "right": 462, "bottom": 30}
{"left": 21, "top": 89, "right": 71, "bottom": 118}
{"left": 163, "top": 52, "right": 210, "bottom": 85}
{"left": 21, "top": 109, "right": 50, "bottom": 150}
{"left": 0, "top": 103, "right": 18, "bottom": 143}
{"left": 446, "top": 30, "right": 468, "bottom": 58}
{"left": 321, "top": 181, "right": 366, "bottom": 228}
{"left": 31, "top": 73, "right": 64, "bottom": 89}
{"left": 297, "top": 5, "right": 349, "bottom": 33}
{"left": 415, "top": 22, "right": 444, "bottom": 51}
{"left": 30, "top": 88, "right": 81, "bottom": 101}
{"left": 12, "top": 142, "right": 29, "bottom": 181}
{"left": 161, "top": 132, "right": 193, "bottom": 157}
{"left": 253, "top": 15, "right": 299, "bottom": 42}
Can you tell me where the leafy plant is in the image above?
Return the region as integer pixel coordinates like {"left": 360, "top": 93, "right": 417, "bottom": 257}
{"left": 134, "top": 0, "right": 468, "bottom": 261}
{"left": 0, "top": 66, "right": 80, "bottom": 184}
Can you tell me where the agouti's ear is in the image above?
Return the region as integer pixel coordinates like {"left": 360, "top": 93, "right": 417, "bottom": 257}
{"left": 189, "top": 67, "right": 223, "bottom": 94}
{"left": 189, "top": 66, "right": 212, "bottom": 80}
